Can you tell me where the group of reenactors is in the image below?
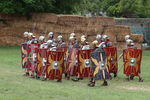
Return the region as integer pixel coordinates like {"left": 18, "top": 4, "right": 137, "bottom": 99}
{"left": 21, "top": 31, "right": 144, "bottom": 87}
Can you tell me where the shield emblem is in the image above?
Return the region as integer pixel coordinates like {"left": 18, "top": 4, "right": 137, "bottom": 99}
{"left": 27, "top": 43, "right": 40, "bottom": 71}
{"left": 66, "top": 48, "right": 79, "bottom": 76}
{"left": 57, "top": 46, "right": 68, "bottom": 73}
{"left": 123, "top": 48, "right": 142, "bottom": 76}
{"left": 36, "top": 48, "right": 48, "bottom": 76}
{"left": 103, "top": 47, "right": 118, "bottom": 73}
{"left": 46, "top": 51, "right": 64, "bottom": 79}
{"left": 21, "top": 43, "right": 28, "bottom": 68}
{"left": 78, "top": 49, "right": 93, "bottom": 78}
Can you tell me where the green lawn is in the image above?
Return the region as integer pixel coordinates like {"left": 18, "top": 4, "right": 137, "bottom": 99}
{"left": 0, "top": 46, "right": 150, "bottom": 100}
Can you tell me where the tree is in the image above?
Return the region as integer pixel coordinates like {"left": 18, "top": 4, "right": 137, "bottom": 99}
{"left": 0, "top": 0, "right": 54, "bottom": 16}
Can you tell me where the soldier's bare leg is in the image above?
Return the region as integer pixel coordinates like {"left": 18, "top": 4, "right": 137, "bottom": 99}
{"left": 138, "top": 74, "right": 144, "bottom": 82}
{"left": 31, "top": 71, "right": 35, "bottom": 78}
{"left": 125, "top": 75, "right": 130, "bottom": 81}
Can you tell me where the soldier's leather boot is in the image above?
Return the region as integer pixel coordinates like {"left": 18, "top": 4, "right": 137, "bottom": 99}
{"left": 88, "top": 81, "right": 95, "bottom": 87}
{"left": 31, "top": 74, "right": 35, "bottom": 78}
{"left": 57, "top": 79, "right": 62, "bottom": 82}
{"left": 36, "top": 75, "right": 40, "bottom": 80}
{"left": 114, "top": 73, "right": 117, "bottom": 78}
{"left": 102, "top": 80, "right": 108, "bottom": 86}
{"left": 130, "top": 75, "right": 134, "bottom": 80}
{"left": 72, "top": 78, "right": 79, "bottom": 82}
{"left": 23, "top": 72, "right": 29, "bottom": 76}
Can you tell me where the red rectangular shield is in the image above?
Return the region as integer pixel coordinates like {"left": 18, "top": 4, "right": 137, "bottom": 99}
{"left": 123, "top": 48, "right": 142, "bottom": 76}
{"left": 78, "top": 49, "right": 93, "bottom": 78}
{"left": 46, "top": 51, "right": 65, "bottom": 79}
{"left": 66, "top": 48, "right": 79, "bottom": 76}
{"left": 103, "top": 47, "right": 118, "bottom": 74}
{"left": 21, "top": 43, "right": 28, "bottom": 68}
{"left": 36, "top": 48, "right": 48, "bottom": 76}
{"left": 27, "top": 43, "right": 40, "bottom": 71}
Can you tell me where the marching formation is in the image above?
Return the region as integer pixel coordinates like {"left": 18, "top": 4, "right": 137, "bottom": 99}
{"left": 21, "top": 32, "right": 143, "bottom": 87}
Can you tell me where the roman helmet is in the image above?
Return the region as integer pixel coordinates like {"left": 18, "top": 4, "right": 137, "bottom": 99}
{"left": 39, "top": 36, "right": 45, "bottom": 42}
{"left": 28, "top": 32, "right": 33, "bottom": 40}
{"left": 70, "top": 33, "right": 76, "bottom": 37}
{"left": 48, "top": 32, "right": 54, "bottom": 39}
{"left": 57, "top": 35, "right": 63, "bottom": 41}
{"left": 125, "top": 35, "right": 130, "bottom": 41}
{"left": 96, "top": 34, "right": 102, "bottom": 41}
{"left": 23, "top": 32, "right": 29, "bottom": 38}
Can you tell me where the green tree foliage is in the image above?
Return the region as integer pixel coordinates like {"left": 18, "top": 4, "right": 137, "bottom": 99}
{"left": 0, "top": 0, "right": 149, "bottom": 18}
{"left": 0, "top": 0, "right": 54, "bottom": 15}
{"left": 100, "top": 0, "right": 150, "bottom": 18}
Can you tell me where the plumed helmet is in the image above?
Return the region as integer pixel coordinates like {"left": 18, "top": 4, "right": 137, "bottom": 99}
{"left": 48, "top": 32, "right": 54, "bottom": 38}
{"left": 57, "top": 35, "right": 63, "bottom": 41}
{"left": 28, "top": 32, "right": 33, "bottom": 39}
{"left": 96, "top": 34, "right": 102, "bottom": 40}
{"left": 39, "top": 36, "right": 45, "bottom": 41}
{"left": 23, "top": 32, "right": 29, "bottom": 37}
{"left": 125, "top": 35, "right": 130, "bottom": 41}
{"left": 70, "top": 33, "right": 76, "bottom": 37}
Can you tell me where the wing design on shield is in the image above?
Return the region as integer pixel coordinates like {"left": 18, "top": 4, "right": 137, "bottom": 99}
{"left": 78, "top": 49, "right": 93, "bottom": 78}
{"left": 123, "top": 48, "right": 142, "bottom": 76}
{"left": 36, "top": 48, "right": 47, "bottom": 76}
{"left": 21, "top": 43, "right": 28, "bottom": 68}
{"left": 57, "top": 46, "right": 68, "bottom": 73}
{"left": 46, "top": 51, "right": 64, "bottom": 79}
{"left": 103, "top": 47, "right": 118, "bottom": 73}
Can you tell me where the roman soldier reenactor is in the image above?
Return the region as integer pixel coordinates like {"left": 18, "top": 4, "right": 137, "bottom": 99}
{"left": 66, "top": 33, "right": 80, "bottom": 80}
{"left": 119, "top": 35, "right": 144, "bottom": 82}
{"left": 88, "top": 41, "right": 111, "bottom": 87}
{"left": 57, "top": 35, "right": 67, "bottom": 47}
{"left": 22, "top": 32, "right": 29, "bottom": 76}
{"left": 26, "top": 33, "right": 39, "bottom": 78}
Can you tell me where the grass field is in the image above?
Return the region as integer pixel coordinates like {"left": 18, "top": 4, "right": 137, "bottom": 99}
{"left": 0, "top": 46, "right": 150, "bottom": 100}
